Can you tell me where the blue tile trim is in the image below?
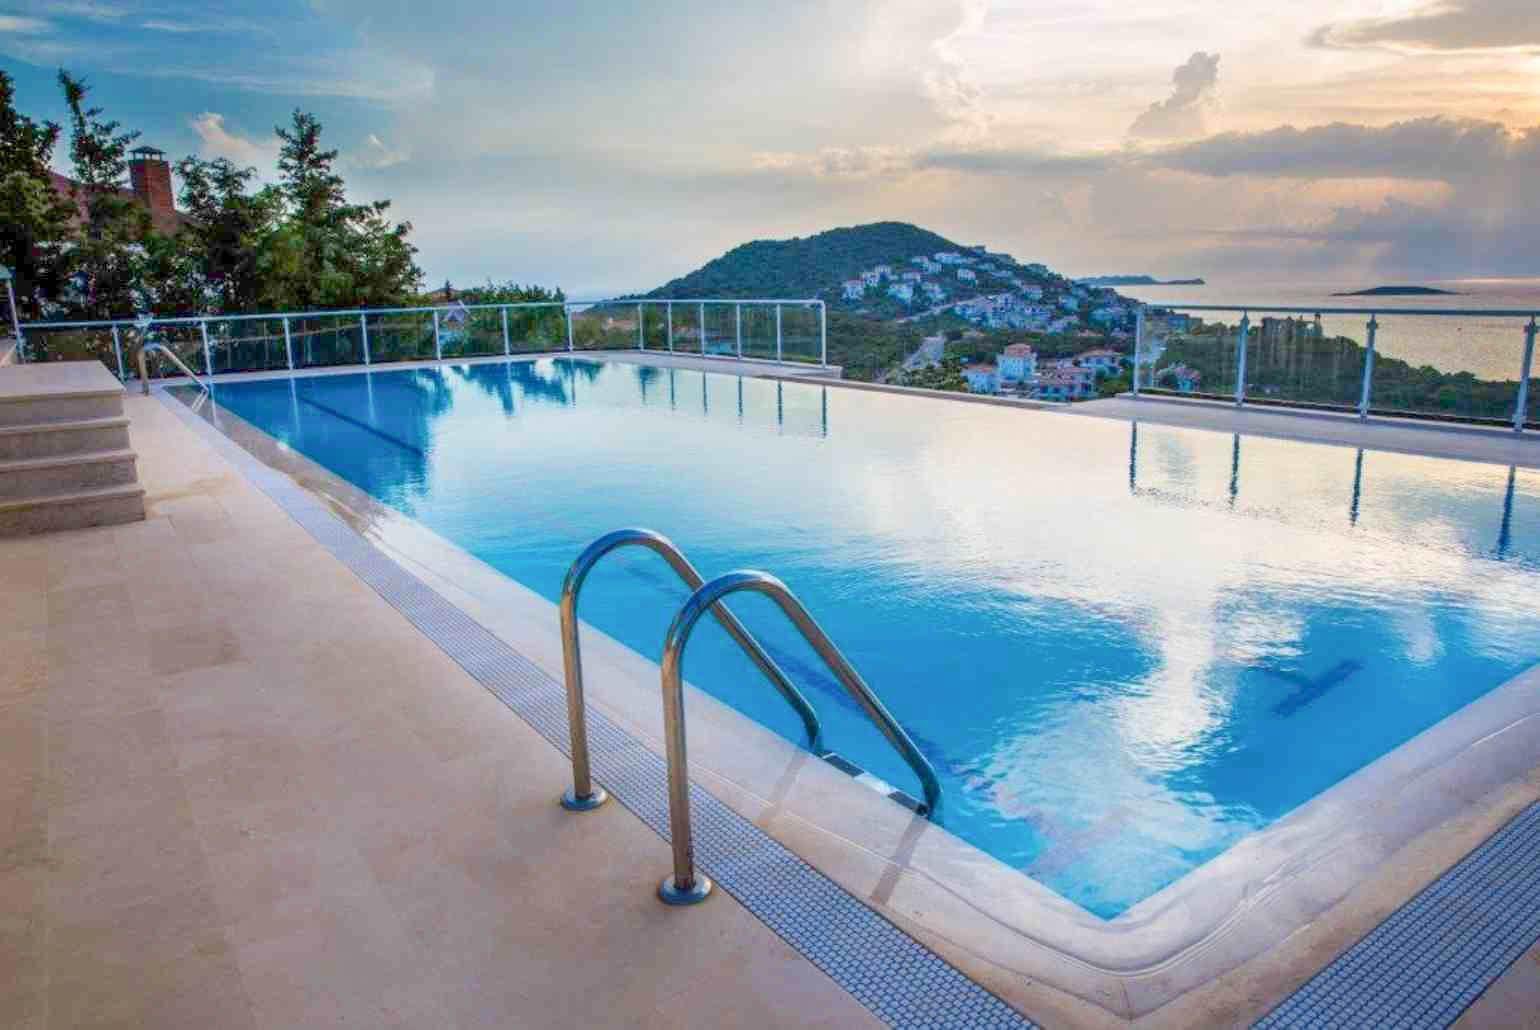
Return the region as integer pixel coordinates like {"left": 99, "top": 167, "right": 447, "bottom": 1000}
{"left": 1255, "top": 802, "right": 1540, "bottom": 1029}
{"left": 160, "top": 390, "right": 1036, "bottom": 1030}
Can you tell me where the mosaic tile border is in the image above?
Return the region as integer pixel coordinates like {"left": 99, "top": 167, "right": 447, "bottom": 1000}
{"left": 1255, "top": 801, "right": 1540, "bottom": 1029}
{"left": 159, "top": 389, "right": 1035, "bottom": 1030}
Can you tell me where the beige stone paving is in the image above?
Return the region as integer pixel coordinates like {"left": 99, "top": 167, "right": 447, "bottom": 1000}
{"left": 0, "top": 392, "right": 882, "bottom": 1030}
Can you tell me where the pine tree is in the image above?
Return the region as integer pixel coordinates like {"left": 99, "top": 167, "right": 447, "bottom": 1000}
{"left": 58, "top": 70, "right": 151, "bottom": 319}
{"left": 170, "top": 155, "right": 282, "bottom": 313}
{"left": 268, "top": 109, "right": 419, "bottom": 309}
{"left": 0, "top": 70, "right": 74, "bottom": 318}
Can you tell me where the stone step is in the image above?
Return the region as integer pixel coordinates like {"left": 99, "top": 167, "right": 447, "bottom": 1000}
{"left": 0, "top": 362, "right": 125, "bottom": 427}
{"left": 0, "top": 449, "right": 139, "bottom": 501}
{"left": 0, "top": 483, "right": 146, "bottom": 536}
{"left": 0, "top": 416, "right": 132, "bottom": 461}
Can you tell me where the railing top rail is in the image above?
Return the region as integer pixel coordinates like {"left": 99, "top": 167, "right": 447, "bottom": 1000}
{"left": 19, "top": 296, "right": 826, "bottom": 331}
{"left": 1143, "top": 302, "right": 1540, "bottom": 319}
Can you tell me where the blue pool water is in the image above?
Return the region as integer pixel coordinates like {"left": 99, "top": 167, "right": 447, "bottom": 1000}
{"left": 198, "top": 359, "right": 1540, "bottom": 918}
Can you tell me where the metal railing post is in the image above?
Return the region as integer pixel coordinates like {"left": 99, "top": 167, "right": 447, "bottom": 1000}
{"left": 1515, "top": 317, "right": 1538, "bottom": 433}
{"left": 199, "top": 319, "right": 214, "bottom": 376}
{"left": 819, "top": 302, "right": 828, "bottom": 366}
{"left": 666, "top": 302, "right": 674, "bottom": 352}
{"left": 638, "top": 303, "right": 645, "bottom": 351}
{"left": 565, "top": 305, "right": 575, "bottom": 352}
{"left": 734, "top": 303, "right": 742, "bottom": 358}
{"left": 432, "top": 309, "right": 442, "bottom": 360}
{"left": 360, "top": 313, "right": 371, "bottom": 365}
{"left": 282, "top": 317, "right": 294, "bottom": 370}
{"left": 1358, "top": 315, "right": 1379, "bottom": 421}
{"left": 111, "top": 325, "right": 125, "bottom": 381}
{"left": 775, "top": 304, "right": 783, "bottom": 362}
{"left": 1234, "top": 312, "right": 1250, "bottom": 407}
{"left": 501, "top": 306, "right": 511, "bottom": 356}
{"left": 698, "top": 302, "right": 706, "bottom": 355}
{"left": 1132, "top": 307, "right": 1144, "bottom": 397}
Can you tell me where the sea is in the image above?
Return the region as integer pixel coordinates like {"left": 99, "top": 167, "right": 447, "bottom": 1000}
{"left": 1125, "top": 277, "right": 1540, "bottom": 382}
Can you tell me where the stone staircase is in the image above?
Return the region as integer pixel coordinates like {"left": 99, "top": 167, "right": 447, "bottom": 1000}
{"left": 0, "top": 361, "right": 146, "bottom": 535}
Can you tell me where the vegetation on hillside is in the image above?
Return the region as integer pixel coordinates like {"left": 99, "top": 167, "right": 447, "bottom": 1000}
{"left": 647, "top": 222, "right": 965, "bottom": 301}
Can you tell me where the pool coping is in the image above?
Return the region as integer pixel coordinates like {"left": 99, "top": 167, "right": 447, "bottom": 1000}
{"left": 159, "top": 356, "right": 1540, "bottom": 1021}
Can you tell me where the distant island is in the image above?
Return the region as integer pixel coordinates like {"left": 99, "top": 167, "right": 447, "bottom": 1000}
{"left": 1077, "top": 275, "right": 1206, "bottom": 287}
{"left": 1332, "top": 285, "right": 1459, "bottom": 297}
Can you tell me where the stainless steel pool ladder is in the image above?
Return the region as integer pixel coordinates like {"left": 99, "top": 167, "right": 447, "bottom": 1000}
{"left": 559, "top": 528, "right": 824, "bottom": 812}
{"left": 136, "top": 341, "right": 210, "bottom": 395}
{"left": 559, "top": 529, "right": 942, "bottom": 907}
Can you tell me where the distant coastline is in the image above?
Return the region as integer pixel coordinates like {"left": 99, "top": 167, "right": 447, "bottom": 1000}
{"left": 1078, "top": 274, "right": 1205, "bottom": 287}
{"left": 1332, "top": 285, "right": 1460, "bottom": 297}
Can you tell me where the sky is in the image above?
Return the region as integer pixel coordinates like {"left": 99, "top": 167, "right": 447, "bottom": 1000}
{"left": 1, "top": 0, "right": 1538, "bottom": 296}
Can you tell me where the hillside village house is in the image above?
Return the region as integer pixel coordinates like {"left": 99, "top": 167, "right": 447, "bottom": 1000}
{"left": 887, "top": 282, "right": 914, "bottom": 303}
{"left": 962, "top": 362, "right": 998, "bottom": 394}
{"left": 1064, "top": 348, "right": 1124, "bottom": 374}
{"left": 958, "top": 268, "right": 977, "bottom": 282}
{"left": 998, "top": 343, "right": 1037, "bottom": 384}
{"left": 1037, "top": 365, "right": 1098, "bottom": 401}
{"left": 842, "top": 279, "right": 865, "bottom": 300}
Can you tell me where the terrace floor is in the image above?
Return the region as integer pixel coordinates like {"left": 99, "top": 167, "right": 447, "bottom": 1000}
{"left": 4, "top": 372, "right": 1540, "bottom": 1028}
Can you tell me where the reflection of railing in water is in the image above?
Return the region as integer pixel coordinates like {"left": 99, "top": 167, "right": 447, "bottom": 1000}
{"left": 1126, "top": 420, "right": 1525, "bottom": 557}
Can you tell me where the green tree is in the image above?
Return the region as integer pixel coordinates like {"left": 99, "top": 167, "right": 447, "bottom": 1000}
{"left": 0, "top": 70, "right": 74, "bottom": 319}
{"left": 168, "top": 155, "right": 282, "bottom": 313}
{"left": 58, "top": 70, "right": 151, "bottom": 319}
{"left": 264, "top": 109, "right": 420, "bottom": 309}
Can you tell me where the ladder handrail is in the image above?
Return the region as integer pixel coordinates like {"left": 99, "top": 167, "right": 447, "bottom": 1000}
{"left": 654, "top": 569, "right": 942, "bottom": 905}
{"left": 558, "top": 528, "right": 823, "bottom": 812}
{"left": 136, "top": 342, "right": 210, "bottom": 394}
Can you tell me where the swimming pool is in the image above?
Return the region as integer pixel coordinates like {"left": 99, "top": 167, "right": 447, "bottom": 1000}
{"left": 197, "top": 358, "right": 1540, "bottom": 919}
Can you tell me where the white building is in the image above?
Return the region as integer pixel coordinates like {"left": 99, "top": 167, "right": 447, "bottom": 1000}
{"left": 1020, "top": 285, "right": 1043, "bottom": 300}
{"left": 997, "top": 343, "right": 1037, "bottom": 383}
{"left": 862, "top": 270, "right": 882, "bottom": 288}
{"left": 887, "top": 282, "right": 915, "bottom": 303}
{"left": 935, "top": 251, "right": 965, "bottom": 264}
{"left": 872, "top": 264, "right": 893, "bottom": 279}
{"left": 842, "top": 279, "right": 865, "bottom": 301}
{"left": 962, "top": 363, "right": 999, "bottom": 394}
{"left": 921, "top": 282, "right": 945, "bottom": 302}
{"left": 958, "top": 268, "right": 977, "bottom": 282}
{"left": 1069, "top": 348, "right": 1124, "bottom": 374}
{"left": 900, "top": 270, "right": 923, "bottom": 282}
{"left": 1059, "top": 295, "right": 1080, "bottom": 311}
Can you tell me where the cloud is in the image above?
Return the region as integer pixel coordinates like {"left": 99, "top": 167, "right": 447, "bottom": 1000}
{"left": 188, "top": 112, "right": 279, "bottom": 169}
{"left": 1313, "top": 0, "right": 1540, "bottom": 52}
{"left": 0, "top": 15, "right": 49, "bottom": 33}
{"left": 354, "top": 133, "right": 409, "bottom": 170}
{"left": 1129, "top": 52, "right": 1220, "bottom": 139}
{"left": 1148, "top": 116, "right": 1532, "bottom": 183}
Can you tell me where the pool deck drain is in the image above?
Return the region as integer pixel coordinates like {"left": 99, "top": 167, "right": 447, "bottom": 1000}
{"left": 1255, "top": 801, "right": 1540, "bottom": 1029}
{"left": 162, "top": 389, "right": 1034, "bottom": 1030}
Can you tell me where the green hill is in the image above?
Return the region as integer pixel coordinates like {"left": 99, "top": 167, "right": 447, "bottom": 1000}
{"left": 647, "top": 222, "right": 966, "bottom": 300}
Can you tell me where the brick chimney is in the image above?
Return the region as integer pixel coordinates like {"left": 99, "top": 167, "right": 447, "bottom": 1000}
{"left": 127, "top": 146, "right": 175, "bottom": 223}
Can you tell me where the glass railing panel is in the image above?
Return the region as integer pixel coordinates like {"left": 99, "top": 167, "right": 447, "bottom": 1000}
{"left": 701, "top": 303, "right": 737, "bottom": 356}
{"left": 778, "top": 304, "right": 822, "bottom": 363}
{"left": 22, "top": 327, "right": 122, "bottom": 377}
{"left": 1243, "top": 314, "right": 1364, "bottom": 410}
{"left": 365, "top": 311, "right": 434, "bottom": 363}
{"left": 289, "top": 315, "right": 362, "bottom": 368}
{"left": 504, "top": 304, "right": 565, "bottom": 353}
{"left": 739, "top": 304, "right": 777, "bottom": 360}
{"left": 1141, "top": 315, "right": 1239, "bottom": 398}
{"left": 208, "top": 317, "right": 289, "bottom": 374}
{"left": 568, "top": 303, "right": 636, "bottom": 351}
{"left": 1368, "top": 314, "right": 1528, "bottom": 423}
{"left": 665, "top": 303, "right": 696, "bottom": 353}
{"left": 438, "top": 306, "right": 504, "bottom": 358}
{"left": 639, "top": 304, "right": 669, "bottom": 351}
